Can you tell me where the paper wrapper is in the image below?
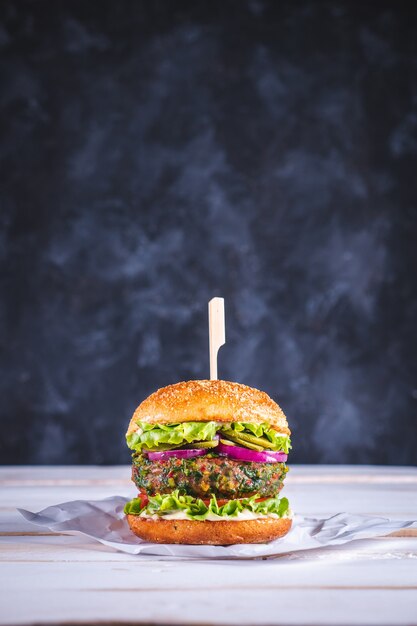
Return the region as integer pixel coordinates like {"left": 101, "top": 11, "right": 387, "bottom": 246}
{"left": 18, "top": 496, "right": 417, "bottom": 559}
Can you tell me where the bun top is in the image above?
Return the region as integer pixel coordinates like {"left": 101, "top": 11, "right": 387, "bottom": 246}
{"left": 127, "top": 379, "right": 290, "bottom": 436}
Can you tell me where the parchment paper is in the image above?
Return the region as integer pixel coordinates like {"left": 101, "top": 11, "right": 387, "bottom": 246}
{"left": 18, "top": 496, "right": 417, "bottom": 559}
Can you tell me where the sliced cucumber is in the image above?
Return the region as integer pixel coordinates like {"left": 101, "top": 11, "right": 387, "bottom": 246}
{"left": 225, "top": 431, "right": 275, "bottom": 450}
{"left": 219, "top": 438, "right": 237, "bottom": 446}
{"left": 142, "top": 443, "right": 184, "bottom": 452}
{"left": 219, "top": 432, "right": 264, "bottom": 451}
{"left": 190, "top": 439, "right": 219, "bottom": 449}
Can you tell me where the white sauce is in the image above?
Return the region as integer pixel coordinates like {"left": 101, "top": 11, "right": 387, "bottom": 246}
{"left": 140, "top": 509, "right": 293, "bottom": 522}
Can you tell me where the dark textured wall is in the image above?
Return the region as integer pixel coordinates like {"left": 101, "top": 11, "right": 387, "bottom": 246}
{"left": 1, "top": 1, "right": 416, "bottom": 465}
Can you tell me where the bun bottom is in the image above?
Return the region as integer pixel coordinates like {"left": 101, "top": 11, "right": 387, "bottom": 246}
{"left": 126, "top": 514, "right": 292, "bottom": 545}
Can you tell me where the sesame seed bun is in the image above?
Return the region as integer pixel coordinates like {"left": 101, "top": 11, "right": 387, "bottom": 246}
{"left": 127, "top": 379, "right": 290, "bottom": 436}
{"left": 126, "top": 514, "right": 292, "bottom": 545}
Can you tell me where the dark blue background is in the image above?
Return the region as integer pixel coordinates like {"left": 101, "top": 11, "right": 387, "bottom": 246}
{"left": 1, "top": 1, "right": 416, "bottom": 465}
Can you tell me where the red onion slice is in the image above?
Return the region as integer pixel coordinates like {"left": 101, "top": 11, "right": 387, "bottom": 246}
{"left": 146, "top": 448, "right": 208, "bottom": 461}
{"left": 218, "top": 440, "right": 288, "bottom": 463}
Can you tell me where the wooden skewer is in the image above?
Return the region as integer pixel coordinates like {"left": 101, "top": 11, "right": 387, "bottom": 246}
{"left": 208, "top": 297, "right": 225, "bottom": 380}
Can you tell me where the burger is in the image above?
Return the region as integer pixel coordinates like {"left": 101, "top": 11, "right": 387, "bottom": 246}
{"left": 124, "top": 379, "right": 292, "bottom": 545}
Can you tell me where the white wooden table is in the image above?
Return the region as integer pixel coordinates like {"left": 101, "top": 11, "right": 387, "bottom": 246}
{"left": 1, "top": 465, "right": 417, "bottom": 625}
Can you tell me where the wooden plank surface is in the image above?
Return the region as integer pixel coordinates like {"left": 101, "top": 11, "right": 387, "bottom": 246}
{"left": 0, "top": 465, "right": 416, "bottom": 625}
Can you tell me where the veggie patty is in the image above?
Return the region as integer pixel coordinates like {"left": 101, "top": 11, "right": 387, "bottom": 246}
{"left": 132, "top": 453, "right": 288, "bottom": 499}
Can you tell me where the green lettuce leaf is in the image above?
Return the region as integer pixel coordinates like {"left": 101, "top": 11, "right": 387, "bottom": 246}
{"left": 124, "top": 497, "right": 143, "bottom": 514}
{"left": 124, "top": 490, "right": 290, "bottom": 520}
{"left": 126, "top": 421, "right": 218, "bottom": 452}
{"left": 127, "top": 421, "right": 291, "bottom": 453}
